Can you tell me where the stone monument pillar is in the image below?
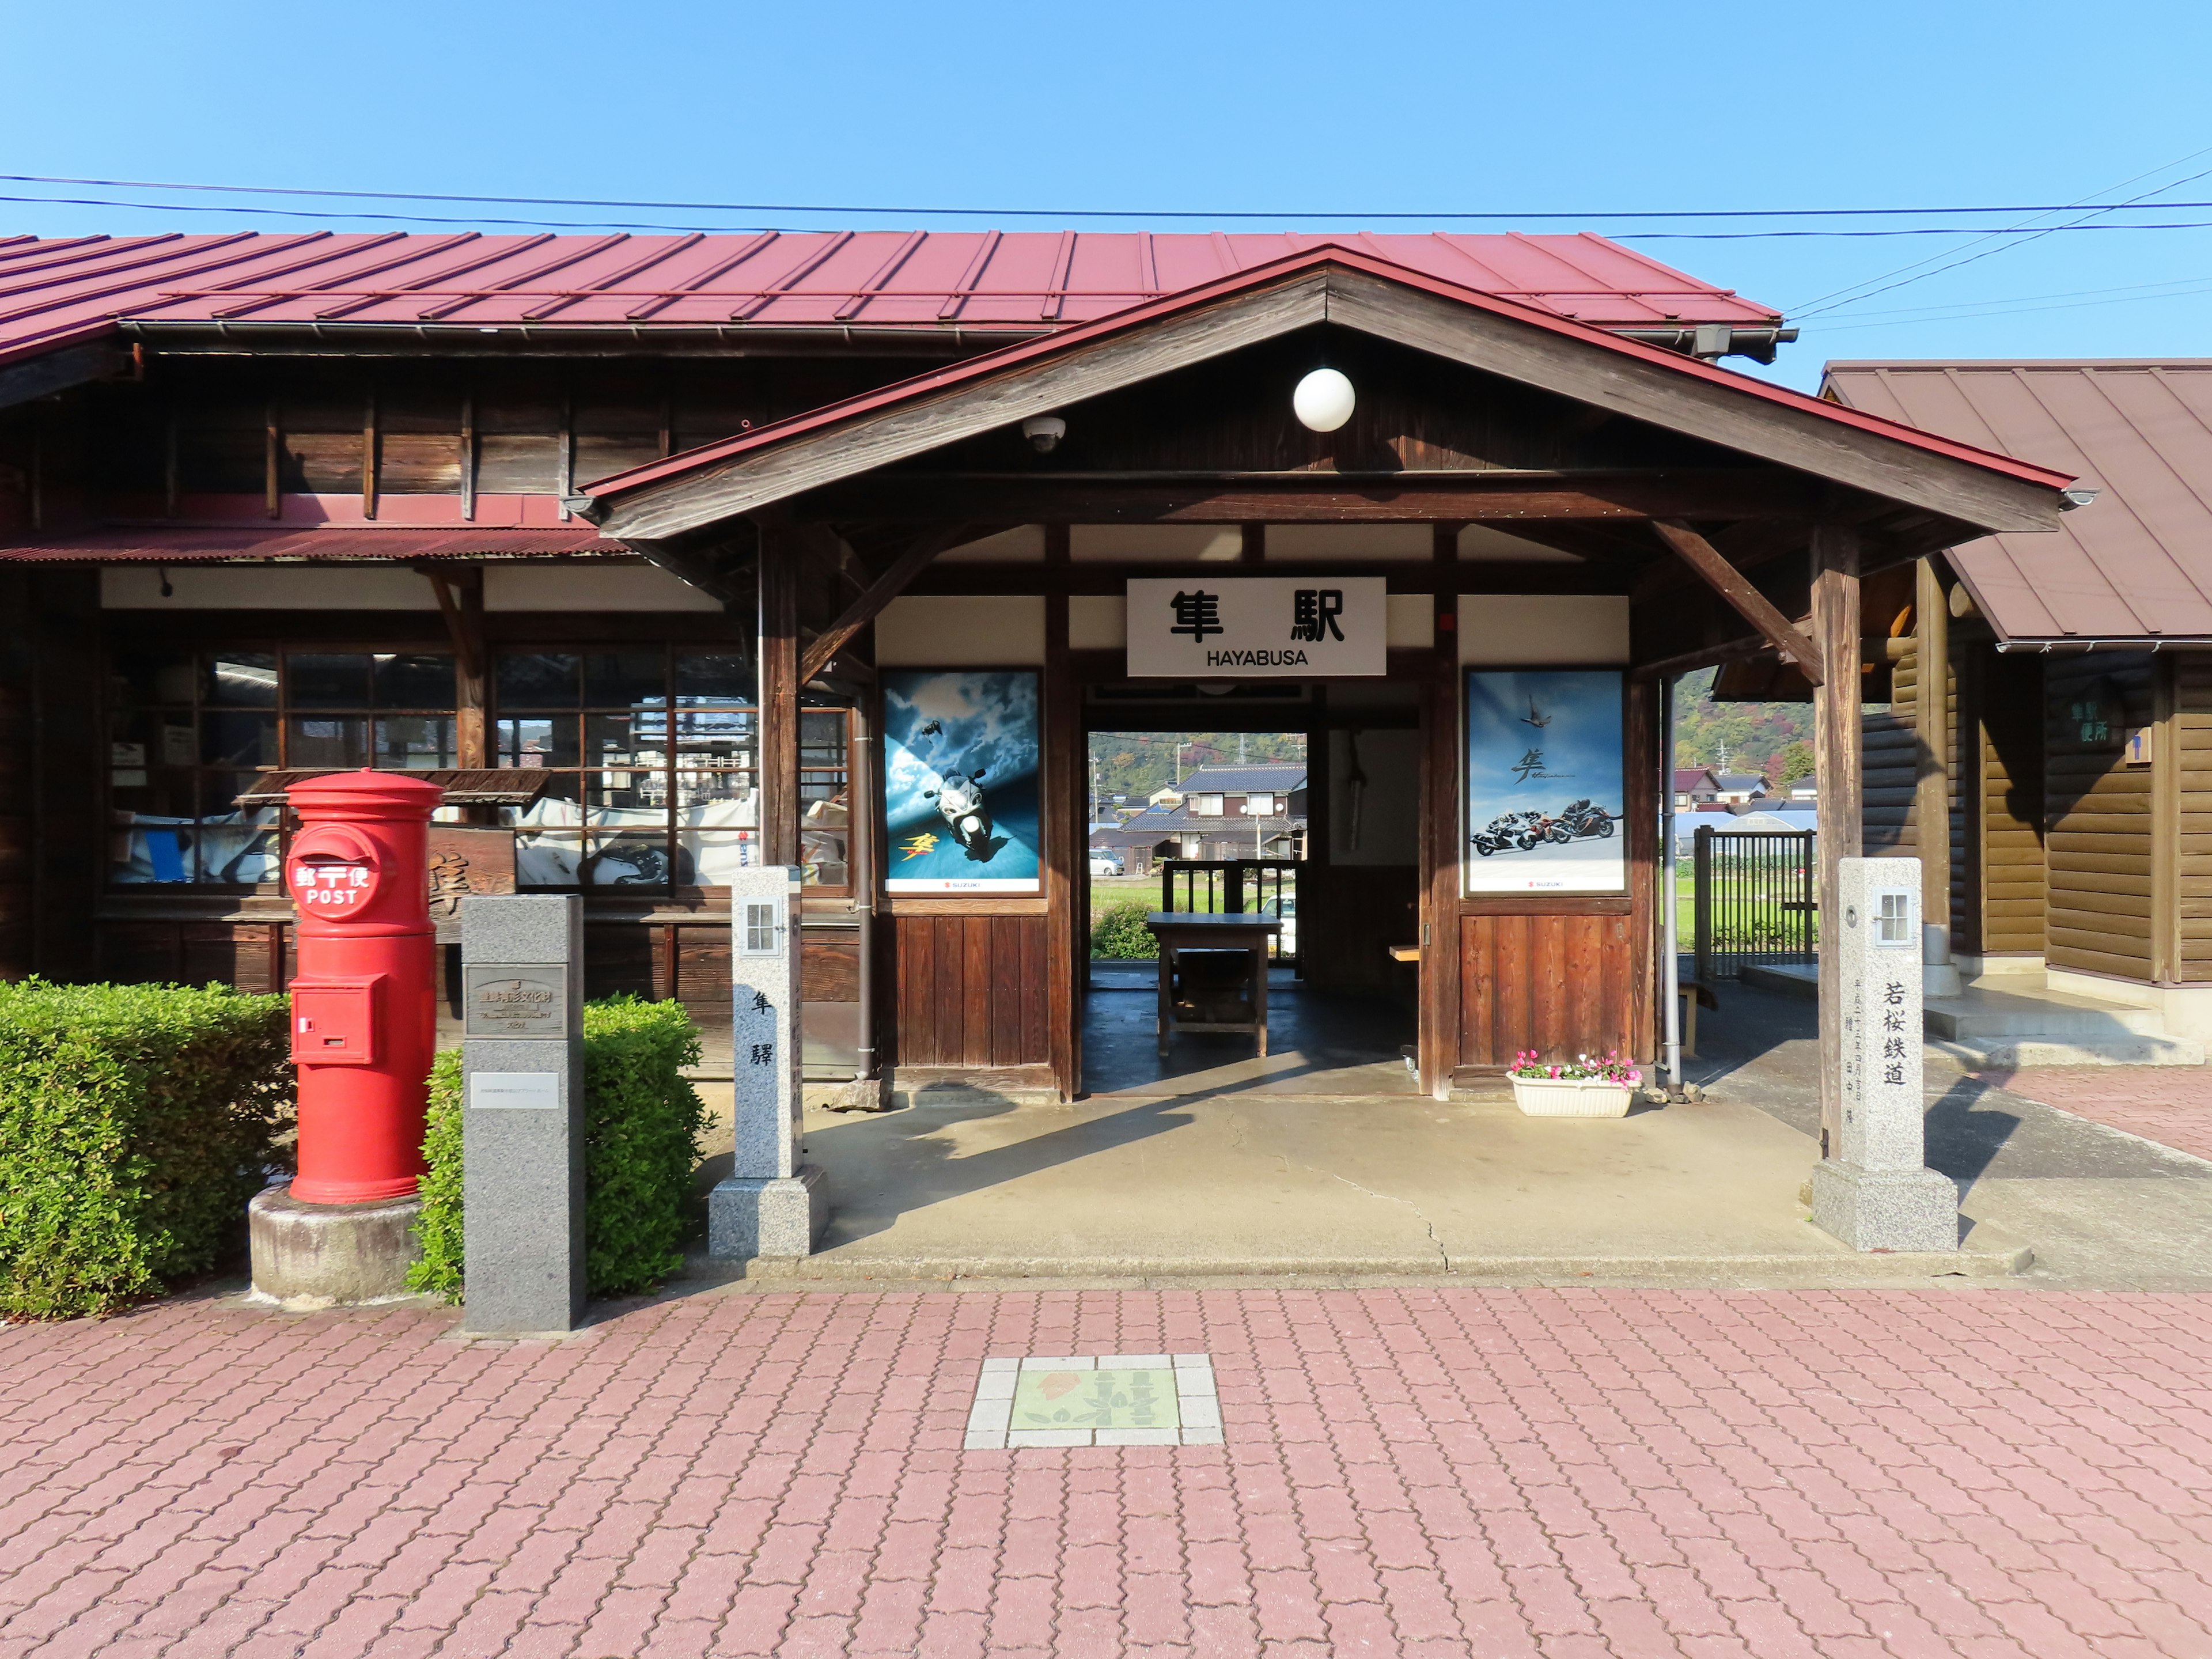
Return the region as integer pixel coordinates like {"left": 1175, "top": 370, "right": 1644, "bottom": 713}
{"left": 460, "top": 894, "right": 585, "bottom": 1333}
{"left": 710, "top": 866, "right": 827, "bottom": 1259}
{"left": 1810, "top": 857, "right": 1959, "bottom": 1252}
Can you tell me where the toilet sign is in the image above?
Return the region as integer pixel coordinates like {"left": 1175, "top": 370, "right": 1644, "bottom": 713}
{"left": 1127, "top": 577, "right": 1387, "bottom": 676}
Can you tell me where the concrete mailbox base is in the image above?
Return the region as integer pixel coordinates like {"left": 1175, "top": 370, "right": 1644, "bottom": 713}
{"left": 248, "top": 1183, "right": 423, "bottom": 1309}
{"left": 1810, "top": 1161, "right": 1960, "bottom": 1253}
{"left": 709, "top": 1165, "right": 829, "bottom": 1260}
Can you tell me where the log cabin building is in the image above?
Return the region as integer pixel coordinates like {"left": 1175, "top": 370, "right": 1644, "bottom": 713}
{"left": 0, "top": 230, "right": 2074, "bottom": 1133}
{"left": 1821, "top": 361, "right": 2212, "bottom": 1042}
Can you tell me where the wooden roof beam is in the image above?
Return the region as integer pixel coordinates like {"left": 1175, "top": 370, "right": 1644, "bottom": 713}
{"left": 1650, "top": 518, "right": 1824, "bottom": 687}
{"left": 795, "top": 469, "right": 1815, "bottom": 526}
{"left": 798, "top": 522, "right": 986, "bottom": 684}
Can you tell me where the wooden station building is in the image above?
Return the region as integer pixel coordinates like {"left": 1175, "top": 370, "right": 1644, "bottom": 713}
{"left": 0, "top": 230, "right": 2074, "bottom": 1130}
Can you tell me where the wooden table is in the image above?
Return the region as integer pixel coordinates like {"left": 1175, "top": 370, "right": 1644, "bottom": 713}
{"left": 1146, "top": 912, "right": 1283, "bottom": 1056}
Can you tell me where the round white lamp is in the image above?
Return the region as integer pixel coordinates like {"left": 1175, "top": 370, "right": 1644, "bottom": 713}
{"left": 1293, "top": 368, "right": 1355, "bottom": 433}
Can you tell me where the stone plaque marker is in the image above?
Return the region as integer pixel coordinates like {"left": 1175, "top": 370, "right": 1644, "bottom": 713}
{"left": 709, "top": 866, "right": 828, "bottom": 1259}
{"left": 461, "top": 895, "right": 585, "bottom": 1333}
{"left": 463, "top": 968, "right": 569, "bottom": 1037}
{"left": 1810, "top": 857, "right": 1959, "bottom": 1252}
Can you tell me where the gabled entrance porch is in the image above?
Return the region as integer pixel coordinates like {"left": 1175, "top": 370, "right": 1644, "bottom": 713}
{"left": 581, "top": 244, "right": 2073, "bottom": 1262}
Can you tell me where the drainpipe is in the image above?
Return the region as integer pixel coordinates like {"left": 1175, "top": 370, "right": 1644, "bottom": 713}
{"left": 1662, "top": 676, "right": 1683, "bottom": 1093}
{"left": 850, "top": 692, "right": 878, "bottom": 1093}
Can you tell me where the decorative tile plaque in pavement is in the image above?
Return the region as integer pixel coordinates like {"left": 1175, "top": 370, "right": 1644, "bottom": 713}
{"left": 964, "top": 1354, "right": 1221, "bottom": 1448}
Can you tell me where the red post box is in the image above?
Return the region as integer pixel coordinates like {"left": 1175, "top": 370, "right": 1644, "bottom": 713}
{"left": 285, "top": 771, "right": 444, "bottom": 1204}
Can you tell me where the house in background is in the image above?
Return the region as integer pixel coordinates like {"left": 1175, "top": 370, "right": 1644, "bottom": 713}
{"left": 1711, "top": 770, "right": 1770, "bottom": 805}
{"left": 1672, "top": 767, "right": 1721, "bottom": 809}
{"left": 1090, "top": 763, "right": 1308, "bottom": 874}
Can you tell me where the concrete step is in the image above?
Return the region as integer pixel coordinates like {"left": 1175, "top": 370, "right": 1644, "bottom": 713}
{"left": 1740, "top": 962, "right": 1818, "bottom": 998}
{"left": 1930, "top": 1034, "right": 2206, "bottom": 1068}
{"left": 1925, "top": 990, "right": 2168, "bottom": 1041}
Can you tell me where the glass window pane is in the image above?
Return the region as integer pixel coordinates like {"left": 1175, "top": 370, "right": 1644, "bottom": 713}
{"left": 198, "top": 802, "right": 279, "bottom": 884}
{"left": 514, "top": 830, "right": 582, "bottom": 888}
{"left": 585, "top": 770, "right": 660, "bottom": 811}
{"left": 375, "top": 716, "right": 457, "bottom": 769}
{"left": 114, "top": 653, "right": 197, "bottom": 708}
{"left": 674, "top": 708, "right": 754, "bottom": 752}
{"left": 204, "top": 652, "right": 278, "bottom": 708}
{"left": 111, "top": 818, "right": 195, "bottom": 884}
{"left": 581, "top": 830, "right": 673, "bottom": 887}
{"left": 677, "top": 827, "right": 756, "bottom": 885}
{"left": 587, "top": 712, "right": 658, "bottom": 766}
{"left": 288, "top": 654, "right": 374, "bottom": 708}
{"left": 495, "top": 652, "right": 580, "bottom": 709}
{"left": 372, "top": 653, "right": 456, "bottom": 709}
{"left": 675, "top": 767, "right": 755, "bottom": 809}
{"left": 801, "top": 824, "right": 849, "bottom": 889}
{"left": 800, "top": 709, "right": 847, "bottom": 767}
{"left": 202, "top": 711, "right": 279, "bottom": 768}
{"left": 286, "top": 715, "right": 368, "bottom": 769}
{"left": 675, "top": 650, "right": 753, "bottom": 704}
{"left": 497, "top": 716, "right": 577, "bottom": 769}
{"left": 583, "top": 651, "right": 665, "bottom": 709}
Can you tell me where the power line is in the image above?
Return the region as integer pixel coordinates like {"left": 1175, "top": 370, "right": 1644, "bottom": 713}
{"left": 11, "top": 190, "right": 2212, "bottom": 243}
{"left": 1812, "top": 272, "right": 2212, "bottom": 326}
{"left": 12, "top": 171, "right": 2212, "bottom": 225}
{"left": 1805, "top": 279, "right": 2212, "bottom": 333}
{"left": 1788, "top": 145, "right": 2212, "bottom": 319}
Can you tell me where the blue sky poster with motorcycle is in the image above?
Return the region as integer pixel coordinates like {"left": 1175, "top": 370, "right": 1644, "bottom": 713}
{"left": 883, "top": 670, "right": 1043, "bottom": 893}
{"left": 1465, "top": 671, "right": 1625, "bottom": 894}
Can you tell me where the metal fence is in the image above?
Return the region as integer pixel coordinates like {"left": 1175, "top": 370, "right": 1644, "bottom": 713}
{"left": 1690, "top": 825, "right": 1816, "bottom": 983}
{"left": 1158, "top": 858, "right": 1302, "bottom": 967}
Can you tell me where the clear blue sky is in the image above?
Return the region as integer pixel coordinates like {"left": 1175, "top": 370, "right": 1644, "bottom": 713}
{"left": 6, "top": 0, "right": 2210, "bottom": 391}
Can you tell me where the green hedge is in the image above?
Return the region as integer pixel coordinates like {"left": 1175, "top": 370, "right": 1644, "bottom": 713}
{"left": 0, "top": 979, "right": 292, "bottom": 1319}
{"left": 410, "top": 995, "right": 710, "bottom": 1302}
{"left": 1090, "top": 899, "right": 1160, "bottom": 959}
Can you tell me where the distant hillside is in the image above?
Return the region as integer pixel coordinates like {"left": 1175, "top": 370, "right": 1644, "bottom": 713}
{"left": 1088, "top": 731, "right": 1307, "bottom": 812}
{"left": 1670, "top": 668, "right": 1810, "bottom": 782}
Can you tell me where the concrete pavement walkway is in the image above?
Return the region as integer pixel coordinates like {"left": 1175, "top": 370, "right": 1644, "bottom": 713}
{"left": 4, "top": 1285, "right": 2210, "bottom": 1657}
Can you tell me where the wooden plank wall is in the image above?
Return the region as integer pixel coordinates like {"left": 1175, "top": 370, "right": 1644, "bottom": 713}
{"left": 1862, "top": 636, "right": 1968, "bottom": 932}
{"left": 2044, "top": 654, "right": 2156, "bottom": 980}
{"left": 1457, "top": 910, "right": 1636, "bottom": 1065}
{"left": 1978, "top": 650, "right": 2046, "bottom": 957}
{"left": 2176, "top": 654, "right": 2212, "bottom": 982}
{"left": 892, "top": 913, "right": 1049, "bottom": 1069}
{"left": 1445, "top": 679, "right": 1654, "bottom": 1074}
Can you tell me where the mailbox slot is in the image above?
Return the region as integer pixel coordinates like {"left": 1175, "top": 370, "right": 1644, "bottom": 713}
{"left": 290, "top": 975, "right": 385, "bottom": 1066}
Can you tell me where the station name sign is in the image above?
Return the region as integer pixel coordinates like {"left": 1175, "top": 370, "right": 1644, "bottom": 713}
{"left": 1126, "top": 577, "right": 1387, "bottom": 677}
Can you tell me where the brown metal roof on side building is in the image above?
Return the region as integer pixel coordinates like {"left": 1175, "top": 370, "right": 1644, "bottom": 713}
{"left": 1823, "top": 361, "right": 2212, "bottom": 643}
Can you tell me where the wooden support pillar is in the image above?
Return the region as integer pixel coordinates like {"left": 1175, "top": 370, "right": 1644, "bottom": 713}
{"left": 1914, "top": 558, "right": 1951, "bottom": 948}
{"left": 2153, "top": 653, "right": 2180, "bottom": 984}
{"left": 1418, "top": 524, "right": 1461, "bottom": 1098}
{"left": 757, "top": 515, "right": 802, "bottom": 870}
{"left": 1811, "top": 524, "right": 1863, "bottom": 1160}
{"left": 1042, "top": 531, "right": 1080, "bottom": 1101}
{"left": 0, "top": 568, "right": 32, "bottom": 980}
{"left": 454, "top": 569, "right": 489, "bottom": 772}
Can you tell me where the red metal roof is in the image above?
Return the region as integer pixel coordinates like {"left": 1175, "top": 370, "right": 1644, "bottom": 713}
{"left": 584, "top": 244, "right": 2074, "bottom": 516}
{"left": 0, "top": 525, "right": 634, "bottom": 562}
{"left": 0, "top": 229, "right": 1783, "bottom": 369}
{"left": 1824, "top": 362, "right": 2212, "bottom": 641}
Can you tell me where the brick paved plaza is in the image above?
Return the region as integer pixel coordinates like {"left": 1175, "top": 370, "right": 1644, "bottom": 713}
{"left": 5, "top": 1285, "right": 2210, "bottom": 1658}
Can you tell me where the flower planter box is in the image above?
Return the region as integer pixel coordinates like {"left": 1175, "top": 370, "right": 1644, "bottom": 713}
{"left": 1509, "top": 1075, "right": 1635, "bottom": 1119}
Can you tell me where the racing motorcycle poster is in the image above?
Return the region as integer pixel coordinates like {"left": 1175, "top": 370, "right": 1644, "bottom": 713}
{"left": 1464, "top": 670, "right": 1626, "bottom": 894}
{"left": 882, "top": 670, "right": 1043, "bottom": 893}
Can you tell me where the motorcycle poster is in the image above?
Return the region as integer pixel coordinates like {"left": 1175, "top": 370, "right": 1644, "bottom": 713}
{"left": 1464, "top": 670, "right": 1626, "bottom": 894}
{"left": 882, "top": 670, "right": 1043, "bottom": 893}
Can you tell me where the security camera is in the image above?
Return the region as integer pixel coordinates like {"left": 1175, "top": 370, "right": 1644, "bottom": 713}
{"left": 1022, "top": 414, "right": 1067, "bottom": 453}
